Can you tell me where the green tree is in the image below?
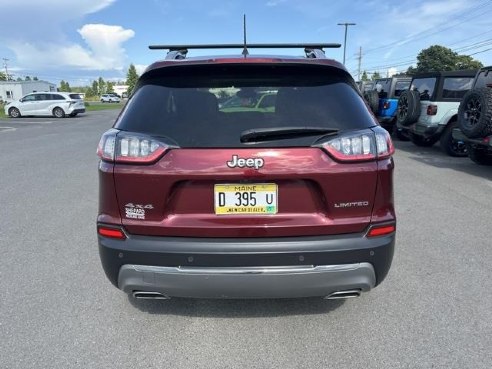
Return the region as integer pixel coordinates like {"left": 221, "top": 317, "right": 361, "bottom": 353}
{"left": 126, "top": 64, "right": 138, "bottom": 96}
{"left": 25, "top": 76, "right": 31, "bottom": 81}
{"left": 371, "top": 71, "right": 381, "bottom": 81}
{"left": 456, "top": 54, "right": 483, "bottom": 70}
{"left": 92, "top": 80, "right": 99, "bottom": 96}
{"left": 413, "top": 45, "right": 483, "bottom": 73}
{"left": 106, "top": 81, "right": 115, "bottom": 93}
{"left": 361, "top": 71, "right": 369, "bottom": 81}
{"left": 0, "top": 71, "right": 6, "bottom": 81}
{"left": 33, "top": 76, "right": 39, "bottom": 81}
{"left": 16, "top": 77, "right": 22, "bottom": 81}
{"left": 59, "top": 80, "right": 71, "bottom": 92}
{"left": 98, "top": 77, "right": 106, "bottom": 95}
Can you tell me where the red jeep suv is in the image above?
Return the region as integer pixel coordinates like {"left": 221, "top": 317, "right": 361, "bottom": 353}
{"left": 97, "top": 44, "right": 396, "bottom": 300}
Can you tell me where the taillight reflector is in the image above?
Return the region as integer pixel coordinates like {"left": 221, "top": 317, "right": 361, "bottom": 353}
{"left": 98, "top": 227, "right": 126, "bottom": 239}
{"left": 367, "top": 225, "right": 395, "bottom": 237}
{"left": 427, "top": 105, "right": 438, "bottom": 115}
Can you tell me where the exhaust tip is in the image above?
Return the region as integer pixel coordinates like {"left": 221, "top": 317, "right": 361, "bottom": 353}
{"left": 324, "top": 289, "right": 361, "bottom": 300}
{"left": 132, "top": 291, "right": 170, "bottom": 300}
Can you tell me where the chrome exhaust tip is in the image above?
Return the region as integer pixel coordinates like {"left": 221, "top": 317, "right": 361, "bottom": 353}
{"left": 132, "top": 291, "right": 170, "bottom": 300}
{"left": 324, "top": 289, "right": 361, "bottom": 300}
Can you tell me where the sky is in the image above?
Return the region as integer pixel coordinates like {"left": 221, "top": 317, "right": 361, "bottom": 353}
{"left": 0, "top": 0, "right": 491, "bottom": 86}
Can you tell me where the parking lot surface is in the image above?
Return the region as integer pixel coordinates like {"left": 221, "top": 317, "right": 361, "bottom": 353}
{"left": 1, "top": 111, "right": 491, "bottom": 369}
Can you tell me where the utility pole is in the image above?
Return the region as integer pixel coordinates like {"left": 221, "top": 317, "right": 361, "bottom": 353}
{"left": 357, "top": 46, "right": 362, "bottom": 81}
{"left": 2, "top": 58, "right": 9, "bottom": 80}
{"left": 337, "top": 22, "right": 356, "bottom": 65}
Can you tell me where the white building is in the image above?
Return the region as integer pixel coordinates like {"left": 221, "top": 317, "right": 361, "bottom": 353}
{"left": 112, "top": 84, "right": 128, "bottom": 97}
{"left": 0, "top": 80, "right": 57, "bottom": 102}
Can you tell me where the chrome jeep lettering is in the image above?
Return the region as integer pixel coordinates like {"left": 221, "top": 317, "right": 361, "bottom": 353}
{"left": 227, "top": 155, "right": 264, "bottom": 169}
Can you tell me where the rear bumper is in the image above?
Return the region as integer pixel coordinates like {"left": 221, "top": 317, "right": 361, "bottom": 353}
{"left": 119, "top": 263, "right": 376, "bottom": 299}
{"left": 98, "top": 228, "right": 395, "bottom": 298}
{"left": 408, "top": 122, "right": 444, "bottom": 138}
{"left": 452, "top": 128, "right": 492, "bottom": 149}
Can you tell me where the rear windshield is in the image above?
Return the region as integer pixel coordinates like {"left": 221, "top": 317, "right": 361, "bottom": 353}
{"left": 69, "top": 93, "right": 83, "bottom": 99}
{"left": 410, "top": 78, "right": 437, "bottom": 101}
{"left": 442, "top": 77, "right": 473, "bottom": 99}
{"left": 115, "top": 65, "right": 376, "bottom": 148}
{"left": 374, "top": 79, "right": 391, "bottom": 98}
{"left": 474, "top": 70, "right": 492, "bottom": 89}
{"left": 394, "top": 81, "right": 410, "bottom": 97}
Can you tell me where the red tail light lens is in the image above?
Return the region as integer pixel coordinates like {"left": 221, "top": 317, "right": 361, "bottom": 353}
{"left": 367, "top": 224, "right": 395, "bottom": 237}
{"left": 383, "top": 101, "right": 390, "bottom": 109}
{"left": 98, "top": 226, "right": 126, "bottom": 239}
{"left": 320, "top": 127, "right": 394, "bottom": 162}
{"left": 97, "top": 129, "right": 169, "bottom": 164}
{"left": 426, "top": 105, "right": 438, "bottom": 115}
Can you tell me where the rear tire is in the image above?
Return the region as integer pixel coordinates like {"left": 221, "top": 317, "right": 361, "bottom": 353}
{"left": 467, "top": 145, "right": 492, "bottom": 165}
{"left": 440, "top": 120, "right": 468, "bottom": 157}
{"left": 8, "top": 107, "right": 21, "bottom": 118}
{"left": 53, "top": 107, "right": 65, "bottom": 118}
{"left": 410, "top": 132, "right": 438, "bottom": 147}
{"left": 458, "top": 88, "right": 492, "bottom": 138}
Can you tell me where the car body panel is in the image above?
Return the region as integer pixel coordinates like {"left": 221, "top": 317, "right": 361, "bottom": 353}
{"left": 109, "top": 147, "right": 380, "bottom": 237}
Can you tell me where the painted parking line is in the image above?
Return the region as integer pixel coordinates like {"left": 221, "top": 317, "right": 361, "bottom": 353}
{"left": 7, "top": 120, "right": 55, "bottom": 124}
{"left": 0, "top": 127, "right": 16, "bottom": 133}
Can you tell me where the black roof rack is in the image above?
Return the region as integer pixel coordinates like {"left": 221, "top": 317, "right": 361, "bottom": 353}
{"left": 148, "top": 43, "right": 341, "bottom": 60}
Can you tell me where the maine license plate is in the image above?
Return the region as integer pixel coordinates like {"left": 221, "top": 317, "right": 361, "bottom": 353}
{"left": 214, "top": 183, "right": 278, "bottom": 215}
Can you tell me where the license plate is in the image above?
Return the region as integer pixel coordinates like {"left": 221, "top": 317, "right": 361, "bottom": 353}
{"left": 214, "top": 183, "right": 277, "bottom": 215}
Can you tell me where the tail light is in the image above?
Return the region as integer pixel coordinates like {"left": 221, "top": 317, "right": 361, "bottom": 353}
{"left": 427, "top": 105, "right": 438, "bottom": 115}
{"left": 382, "top": 101, "right": 390, "bottom": 109}
{"left": 97, "top": 129, "right": 169, "bottom": 164}
{"left": 320, "top": 127, "right": 394, "bottom": 162}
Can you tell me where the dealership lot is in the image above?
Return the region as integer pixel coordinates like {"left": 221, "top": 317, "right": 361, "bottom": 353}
{"left": 0, "top": 110, "right": 491, "bottom": 369}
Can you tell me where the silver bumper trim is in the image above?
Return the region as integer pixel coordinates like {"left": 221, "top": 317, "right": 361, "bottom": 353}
{"left": 119, "top": 263, "right": 376, "bottom": 299}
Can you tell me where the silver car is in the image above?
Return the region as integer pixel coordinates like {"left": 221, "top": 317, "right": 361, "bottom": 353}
{"left": 4, "top": 92, "right": 86, "bottom": 118}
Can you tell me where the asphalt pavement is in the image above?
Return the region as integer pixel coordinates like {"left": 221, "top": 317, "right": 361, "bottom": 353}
{"left": 0, "top": 111, "right": 491, "bottom": 369}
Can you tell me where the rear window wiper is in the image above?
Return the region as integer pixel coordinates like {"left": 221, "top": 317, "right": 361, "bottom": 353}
{"left": 240, "top": 127, "right": 339, "bottom": 143}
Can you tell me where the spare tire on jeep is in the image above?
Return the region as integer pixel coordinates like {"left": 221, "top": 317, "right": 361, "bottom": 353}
{"left": 458, "top": 88, "right": 492, "bottom": 138}
{"left": 397, "top": 90, "right": 420, "bottom": 126}
{"left": 363, "top": 90, "right": 379, "bottom": 113}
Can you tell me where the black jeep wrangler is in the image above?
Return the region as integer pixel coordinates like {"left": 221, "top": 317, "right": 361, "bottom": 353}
{"left": 453, "top": 66, "right": 492, "bottom": 165}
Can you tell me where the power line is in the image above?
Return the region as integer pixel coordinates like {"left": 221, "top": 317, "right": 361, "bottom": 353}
{"left": 357, "top": 37, "right": 492, "bottom": 74}
{"left": 363, "top": 1, "right": 492, "bottom": 55}
{"left": 468, "top": 47, "right": 492, "bottom": 56}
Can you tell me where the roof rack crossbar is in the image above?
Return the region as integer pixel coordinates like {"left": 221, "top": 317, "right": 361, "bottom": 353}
{"left": 149, "top": 43, "right": 340, "bottom": 50}
{"left": 149, "top": 43, "right": 340, "bottom": 60}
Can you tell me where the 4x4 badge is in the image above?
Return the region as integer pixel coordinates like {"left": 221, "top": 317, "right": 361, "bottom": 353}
{"left": 227, "top": 155, "right": 264, "bottom": 170}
